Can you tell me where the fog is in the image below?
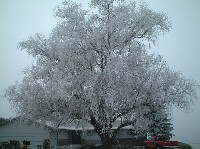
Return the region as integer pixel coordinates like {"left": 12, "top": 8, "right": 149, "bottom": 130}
{"left": 0, "top": 0, "right": 199, "bottom": 148}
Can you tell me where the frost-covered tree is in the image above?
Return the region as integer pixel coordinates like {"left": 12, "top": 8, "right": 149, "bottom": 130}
{"left": 159, "top": 116, "right": 174, "bottom": 140}
{"left": 4, "top": 0, "right": 198, "bottom": 148}
{"left": 146, "top": 106, "right": 174, "bottom": 140}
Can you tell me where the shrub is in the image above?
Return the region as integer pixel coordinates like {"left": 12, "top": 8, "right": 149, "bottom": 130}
{"left": 80, "top": 144, "right": 96, "bottom": 149}
{"left": 178, "top": 142, "right": 192, "bottom": 149}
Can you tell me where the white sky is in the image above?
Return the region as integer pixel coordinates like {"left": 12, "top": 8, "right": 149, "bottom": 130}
{"left": 0, "top": 0, "right": 200, "bottom": 148}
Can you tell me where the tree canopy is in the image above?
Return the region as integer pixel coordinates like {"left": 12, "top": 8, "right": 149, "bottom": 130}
{"left": 4, "top": 0, "right": 198, "bottom": 148}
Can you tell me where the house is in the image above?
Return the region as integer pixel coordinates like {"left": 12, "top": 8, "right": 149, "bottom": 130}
{"left": 0, "top": 119, "right": 145, "bottom": 149}
{"left": 0, "top": 119, "right": 49, "bottom": 149}
{"left": 55, "top": 120, "right": 145, "bottom": 147}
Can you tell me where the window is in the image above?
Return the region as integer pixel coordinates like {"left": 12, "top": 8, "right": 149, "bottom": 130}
{"left": 156, "top": 136, "right": 165, "bottom": 141}
{"left": 87, "top": 130, "right": 93, "bottom": 136}
{"left": 129, "top": 129, "right": 135, "bottom": 135}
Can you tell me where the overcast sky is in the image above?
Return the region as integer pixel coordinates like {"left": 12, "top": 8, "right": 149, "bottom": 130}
{"left": 0, "top": 0, "right": 200, "bottom": 148}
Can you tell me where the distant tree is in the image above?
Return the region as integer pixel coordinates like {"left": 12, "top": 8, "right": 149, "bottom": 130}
{"left": 0, "top": 117, "right": 10, "bottom": 126}
{"left": 4, "top": 0, "right": 198, "bottom": 148}
{"left": 147, "top": 108, "right": 174, "bottom": 140}
{"left": 160, "top": 116, "right": 174, "bottom": 139}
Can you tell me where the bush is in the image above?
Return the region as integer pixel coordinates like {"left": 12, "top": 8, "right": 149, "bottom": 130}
{"left": 79, "top": 144, "right": 133, "bottom": 149}
{"left": 52, "top": 145, "right": 82, "bottom": 149}
{"left": 80, "top": 144, "right": 96, "bottom": 149}
{"left": 0, "top": 142, "right": 11, "bottom": 149}
{"left": 111, "top": 145, "right": 131, "bottom": 149}
{"left": 178, "top": 142, "right": 192, "bottom": 149}
{"left": 43, "top": 139, "right": 50, "bottom": 149}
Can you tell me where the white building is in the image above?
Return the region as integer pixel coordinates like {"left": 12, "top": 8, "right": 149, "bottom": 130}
{"left": 0, "top": 120, "right": 49, "bottom": 149}
{"left": 0, "top": 119, "right": 145, "bottom": 149}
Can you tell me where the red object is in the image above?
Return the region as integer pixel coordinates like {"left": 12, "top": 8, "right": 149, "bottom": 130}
{"left": 144, "top": 135, "right": 179, "bottom": 149}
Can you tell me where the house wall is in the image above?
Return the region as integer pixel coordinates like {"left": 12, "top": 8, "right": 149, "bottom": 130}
{"left": 116, "top": 129, "right": 135, "bottom": 138}
{"left": 50, "top": 129, "right": 71, "bottom": 148}
{"left": 49, "top": 130, "right": 102, "bottom": 146}
{"left": 81, "top": 129, "right": 145, "bottom": 146}
{"left": 82, "top": 130, "right": 101, "bottom": 145}
{"left": 116, "top": 130, "right": 145, "bottom": 146}
{"left": 0, "top": 121, "right": 49, "bottom": 149}
{"left": 81, "top": 129, "right": 140, "bottom": 145}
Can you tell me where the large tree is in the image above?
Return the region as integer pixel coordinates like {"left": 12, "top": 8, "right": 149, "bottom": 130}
{"left": 5, "top": 0, "right": 197, "bottom": 148}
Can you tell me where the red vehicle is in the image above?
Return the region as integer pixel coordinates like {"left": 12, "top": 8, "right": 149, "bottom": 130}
{"left": 144, "top": 135, "right": 179, "bottom": 149}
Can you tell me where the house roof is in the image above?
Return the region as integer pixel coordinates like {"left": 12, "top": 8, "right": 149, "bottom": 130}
{"left": 1, "top": 117, "right": 135, "bottom": 131}
{"left": 56, "top": 119, "right": 135, "bottom": 130}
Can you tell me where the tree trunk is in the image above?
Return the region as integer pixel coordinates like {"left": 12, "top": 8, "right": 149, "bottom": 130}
{"left": 90, "top": 116, "right": 116, "bottom": 149}
{"left": 100, "top": 133, "right": 115, "bottom": 149}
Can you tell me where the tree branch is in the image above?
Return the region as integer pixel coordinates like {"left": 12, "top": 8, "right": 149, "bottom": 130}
{"left": 114, "top": 119, "right": 137, "bottom": 135}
